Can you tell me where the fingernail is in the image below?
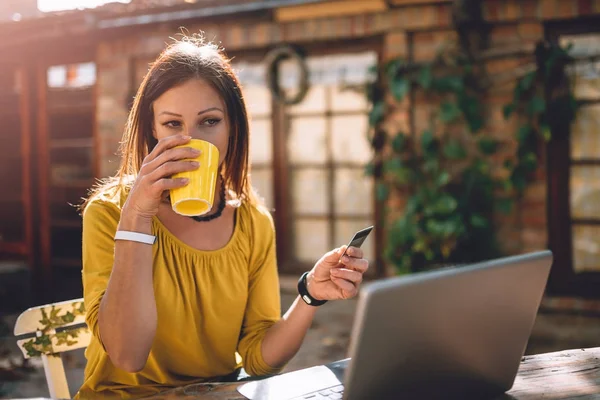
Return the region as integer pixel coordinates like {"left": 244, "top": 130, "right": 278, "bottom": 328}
{"left": 182, "top": 135, "right": 191, "bottom": 140}
{"left": 179, "top": 178, "right": 189, "bottom": 183}
{"left": 191, "top": 161, "right": 200, "bottom": 167}
{"left": 191, "top": 148, "right": 201, "bottom": 154}
{"left": 342, "top": 256, "right": 350, "bottom": 263}
{"left": 331, "top": 269, "right": 340, "bottom": 275}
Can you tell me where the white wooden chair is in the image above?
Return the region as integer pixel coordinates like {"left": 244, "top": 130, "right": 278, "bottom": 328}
{"left": 14, "top": 298, "right": 90, "bottom": 399}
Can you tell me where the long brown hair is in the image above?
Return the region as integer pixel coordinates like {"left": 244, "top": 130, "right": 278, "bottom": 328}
{"left": 83, "top": 34, "right": 257, "bottom": 210}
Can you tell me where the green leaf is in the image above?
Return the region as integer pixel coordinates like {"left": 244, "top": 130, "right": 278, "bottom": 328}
{"left": 366, "top": 82, "right": 378, "bottom": 104}
{"left": 384, "top": 157, "right": 403, "bottom": 173}
{"left": 511, "top": 168, "right": 527, "bottom": 192}
{"left": 433, "top": 195, "right": 458, "bottom": 214}
{"left": 496, "top": 198, "right": 513, "bottom": 214}
{"left": 391, "top": 132, "right": 408, "bottom": 153}
{"left": 520, "top": 71, "right": 536, "bottom": 91}
{"left": 502, "top": 179, "right": 514, "bottom": 192}
{"left": 477, "top": 137, "right": 499, "bottom": 155}
{"left": 418, "top": 65, "right": 433, "bottom": 89}
{"left": 393, "top": 167, "right": 415, "bottom": 184}
{"left": 384, "top": 59, "right": 402, "bottom": 78}
{"left": 62, "top": 312, "right": 75, "bottom": 323}
{"left": 522, "top": 152, "right": 538, "bottom": 172}
{"left": 432, "top": 76, "right": 463, "bottom": 92}
{"left": 457, "top": 93, "right": 483, "bottom": 133}
{"left": 527, "top": 96, "right": 546, "bottom": 115}
{"left": 513, "top": 71, "right": 536, "bottom": 103}
{"left": 436, "top": 171, "right": 450, "bottom": 187}
{"left": 475, "top": 159, "right": 490, "bottom": 174}
{"left": 369, "top": 101, "right": 385, "bottom": 126}
{"left": 540, "top": 122, "right": 552, "bottom": 141}
{"left": 443, "top": 140, "right": 467, "bottom": 160}
{"left": 425, "top": 249, "right": 435, "bottom": 261}
{"left": 517, "top": 125, "right": 531, "bottom": 144}
{"left": 412, "top": 237, "right": 428, "bottom": 252}
{"left": 420, "top": 129, "right": 435, "bottom": 152}
{"left": 376, "top": 182, "right": 389, "bottom": 201}
{"left": 423, "top": 159, "right": 440, "bottom": 173}
{"left": 385, "top": 158, "right": 413, "bottom": 184}
{"left": 425, "top": 219, "right": 445, "bottom": 236}
{"left": 439, "top": 101, "right": 462, "bottom": 123}
{"left": 470, "top": 214, "right": 488, "bottom": 228}
{"left": 391, "top": 78, "right": 410, "bottom": 101}
{"left": 503, "top": 103, "right": 515, "bottom": 119}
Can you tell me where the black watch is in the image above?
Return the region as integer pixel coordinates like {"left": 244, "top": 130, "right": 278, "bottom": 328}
{"left": 297, "top": 271, "right": 328, "bottom": 307}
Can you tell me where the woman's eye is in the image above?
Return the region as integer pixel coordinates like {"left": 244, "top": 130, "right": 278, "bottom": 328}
{"left": 163, "top": 120, "right": 181, "bottom": 128}
{"left": 202, "top": 118, "right": 221, "bottom": 127}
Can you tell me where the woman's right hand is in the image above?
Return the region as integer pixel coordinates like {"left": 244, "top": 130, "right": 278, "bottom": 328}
{"left": 122, "top": 134, "right": 200, "bottom": 221}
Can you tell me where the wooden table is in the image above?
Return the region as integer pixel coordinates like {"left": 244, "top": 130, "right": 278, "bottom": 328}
{"left": 144, "top": 347, "right": 600, "bottom": 399}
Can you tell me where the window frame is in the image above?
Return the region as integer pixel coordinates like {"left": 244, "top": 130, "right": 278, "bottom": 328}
{"left": 545, "top": 18, "right": 600, "bottom": 297}
{"left": 268, "top": 38, "right": 384, "bottom": 275}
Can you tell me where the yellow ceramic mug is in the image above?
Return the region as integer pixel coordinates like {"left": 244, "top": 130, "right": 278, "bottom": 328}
{"left": 170, "top": 139, "right": 220, "bottom": 216}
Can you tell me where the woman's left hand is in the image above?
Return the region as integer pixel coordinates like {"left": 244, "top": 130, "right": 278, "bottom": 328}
{"left": 306, "top": 246, "right": 369, "bottom": 301}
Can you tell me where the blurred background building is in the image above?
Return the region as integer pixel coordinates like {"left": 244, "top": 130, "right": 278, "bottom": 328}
{"left": 0, "top": 0, "right": 600, "bottom": 363}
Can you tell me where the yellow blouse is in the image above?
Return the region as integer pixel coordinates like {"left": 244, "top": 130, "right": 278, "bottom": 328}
{"left": 75, "top": 189, "right": 282, "bottom": 399}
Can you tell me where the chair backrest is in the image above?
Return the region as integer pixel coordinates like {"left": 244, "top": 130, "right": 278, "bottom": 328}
{"left": 14, "top": 298, "right": 90, "bottom": 399}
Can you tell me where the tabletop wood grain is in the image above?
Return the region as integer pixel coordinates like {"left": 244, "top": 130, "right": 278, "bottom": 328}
{"left": 142, "top": 347, "right": 600, "bottom": 399}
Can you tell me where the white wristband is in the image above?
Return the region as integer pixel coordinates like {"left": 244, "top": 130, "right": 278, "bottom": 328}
{"left": 114, "top": 230, "right": 156, "bottom": 245}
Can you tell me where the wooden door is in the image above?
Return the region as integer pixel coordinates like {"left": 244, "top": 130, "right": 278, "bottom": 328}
{"left": 0, "top": 66, "right": 33, "bottom": 266}
{"left": 37, "top": 60, "right": 97, "bottom": 292}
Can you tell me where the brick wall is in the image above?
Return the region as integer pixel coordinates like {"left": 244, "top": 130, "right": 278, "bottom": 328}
{"left": 95, "top": 0, "right": 600, "bottom": 258}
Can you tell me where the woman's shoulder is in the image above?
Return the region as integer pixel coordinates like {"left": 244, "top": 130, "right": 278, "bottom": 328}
{"left": 82, "top": 179, "right": 131, "bottom": 220}
{"left": 241, "top": 200, "right": 274, "bottom": 231}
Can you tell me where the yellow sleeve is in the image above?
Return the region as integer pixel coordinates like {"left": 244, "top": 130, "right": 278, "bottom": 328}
{"left": 237, "top": 206, "right": 283, "bottom": 376}
{"left": 81, "top": 198, "right": 120, "bottom": 348}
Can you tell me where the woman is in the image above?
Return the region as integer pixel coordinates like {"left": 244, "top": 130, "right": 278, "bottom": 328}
{"left": 76, "top": 35, "right": 369, "bottom": 399}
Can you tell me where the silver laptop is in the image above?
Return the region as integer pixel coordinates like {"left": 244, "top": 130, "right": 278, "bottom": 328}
{"left": 237, "top": 250, "right": 553, "bottom": 400}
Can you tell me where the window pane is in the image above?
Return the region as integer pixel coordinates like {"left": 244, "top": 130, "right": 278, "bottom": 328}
{"left": 294, "top": 219, "right": 330, "bottom": 263}
{"left": 47, "top": 62, "right": 96, "bottom": 88}
{"left": 571, "top": 105, "right": 600, "bottom": 160}
{"left": 331, "top": 115, "right": 371, "bottom": 163}
{"left": 288, "top": 117, "right": 327, "bottom": 164}
{"left": 250, "top": 118, "right": 272, "bottom": 164}
{"left": 335, "top": 219, "right": 375, "bottom": 261}
{"left": 331, "top": 85, "right": 369, "bottom": 112}
{"left": 291, "top": 168, "right": 328, "bottom": 215}
{"left": 573, "top": 225, "right": 600, "bottom": 273}
{"left": 334, "top": 168, "right": 373, "bottom": 216}
{"left": 570, "top": 165, "right": 600, "bottom": 219}
{"left": 251, "top": 168, "right": 273, "bottom": 210}
{"left": 562, "top": 33, "right": 600, "bottom": 100}
{"left": 243, "top": 85, "right": 272, "bottom": 117}
{"left": 288, "top": 85, "right": 327, "bottom": 115}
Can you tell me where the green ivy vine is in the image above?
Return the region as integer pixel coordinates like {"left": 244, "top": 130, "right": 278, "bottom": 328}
{"left": 21, "top": 301, "right": 87, "bottom": 358}
{"left": 367, "top": 40, "right": 578, "bottom": 274}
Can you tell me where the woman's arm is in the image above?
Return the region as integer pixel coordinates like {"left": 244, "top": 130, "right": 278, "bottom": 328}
{"left": 259, "top": 295, "right": 317, "bottom": 369}
{"left": 96, "top": 134, "right": 199, "bottom": 372}
{"left": 260, "top": 247, "right": 368, "bottom": 369}
{"left": 98, "top": 211, "right": 157, "bottom": 373}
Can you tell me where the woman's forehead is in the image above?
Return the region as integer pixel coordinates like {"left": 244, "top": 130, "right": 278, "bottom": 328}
{"left": 153, "top": 79, "right": 225, "bottom": 114}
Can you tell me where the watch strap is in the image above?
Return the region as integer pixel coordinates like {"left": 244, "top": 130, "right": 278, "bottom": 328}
{"left": 297, "top": 271, "right": 328, "bottom": 307}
